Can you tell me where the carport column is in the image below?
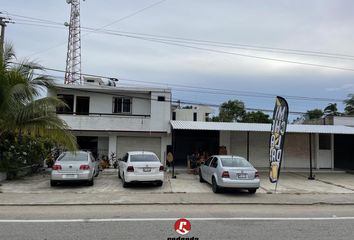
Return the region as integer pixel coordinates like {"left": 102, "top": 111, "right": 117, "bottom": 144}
{"left": 108, "top": 136, "right": 117, "bottom": 160}
{"left": 308, "top": 133, "right": 315, "bottom": 180}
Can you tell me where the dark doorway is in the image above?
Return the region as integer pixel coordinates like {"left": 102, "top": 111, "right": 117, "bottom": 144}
{"left": 334, "top": 134, "right": 354, "bottom": 170}
{"left": 76, "top": 96, "right": 90, "bottom": 115}
{"left": 77, "top": 136, "right": 98, "bottom": 159}
{"left": 173, "top": 130, "right": 219, "bottom": 166}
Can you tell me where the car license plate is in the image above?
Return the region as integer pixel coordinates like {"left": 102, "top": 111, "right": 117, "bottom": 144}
{"left": 63, "top": 174, "right": 78, "bottom": 179}
{"left": 143, "top": 167, "right": 151, "bottom": 172}
{"left": 237, "top": 173, "right": 248, "bottom": 179}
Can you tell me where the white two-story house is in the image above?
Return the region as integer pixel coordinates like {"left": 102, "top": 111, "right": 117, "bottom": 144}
{"left": 49, "top": 78, "right": 171, "bottom": 162}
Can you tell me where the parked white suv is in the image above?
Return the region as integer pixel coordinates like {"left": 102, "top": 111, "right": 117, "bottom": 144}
{"left": 118, "top": 151, "right": 164, "bottom": 187}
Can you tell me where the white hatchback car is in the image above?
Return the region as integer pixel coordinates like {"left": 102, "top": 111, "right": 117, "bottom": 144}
{"left": 118, "top": 151, "right": 164, "bottom": 187}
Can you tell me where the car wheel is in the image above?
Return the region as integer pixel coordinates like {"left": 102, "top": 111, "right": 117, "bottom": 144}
{"left": 122, "top": 174, "right": 128, "bottom": 188}
{"left": 94, "top": 170, "right": 99, "bottom": 177}
{"left": 199, "top": 169, "right": 205, "bottom": 183}
{"left": 212, "top": 177, "right": 220, "bottom": 193}
{"left": 87, "top": 178, "right": 94, "bottom": 186}
{"left": 118, "top": 169, "right": 121, "bottom": 179}
{"left": 50, "top": 180, "right": 57, "bottom": 187}
{"left": 248, "top": 188, "right": 257, "bottom": 194}
{"left": 156, "top": 181, "right": 163, "bottom": 187}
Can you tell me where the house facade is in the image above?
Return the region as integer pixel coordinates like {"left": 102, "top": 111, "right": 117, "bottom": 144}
{"left": 172, "top": 105, "right": 214, "bottom": 122}
{"left": 50, "top": 80, "right": 171, "bottom": 162}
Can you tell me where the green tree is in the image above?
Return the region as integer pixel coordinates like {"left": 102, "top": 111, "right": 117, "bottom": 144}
{"left": 344, "top": 94, "right": 354, "bottom": 115}
{"left": 324, "top": 103, "right": 340, "bottom": 116}
{"left": 0, "top": 44, "right": 77, "bottom": 150}
{"left": 306, "top": 109, "right": 323, "bottom": 120}
{"left": 218, "top": 100, "right": 246, "bottom": 122}
{"left": 243, "top": 111, "right": 272, "bottom": 123}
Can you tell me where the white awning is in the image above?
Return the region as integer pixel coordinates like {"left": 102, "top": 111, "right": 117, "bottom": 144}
{"left": 170, "top": 120, "right": 354, "bottom": 134}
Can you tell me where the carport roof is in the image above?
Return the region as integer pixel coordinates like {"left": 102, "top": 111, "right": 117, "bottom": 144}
{"left": 170, "top": 120, "right": 354, "bottom": 134}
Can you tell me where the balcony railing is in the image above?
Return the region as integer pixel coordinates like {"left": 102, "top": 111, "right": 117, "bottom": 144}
{"left": 57, "top": 113, "right": 169, "bottom": 132}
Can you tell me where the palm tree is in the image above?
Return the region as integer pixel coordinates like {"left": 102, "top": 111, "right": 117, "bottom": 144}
{"left": 344, "top": 94, "right": 354, "bottom": 116}
{"left": 324, "top": 103, "right": 340, "bottom": 116}
{"left": 0, "top": 44, "right": 77, "bottom": 150}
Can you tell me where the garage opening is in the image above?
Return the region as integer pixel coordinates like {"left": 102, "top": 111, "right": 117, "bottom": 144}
{"left": 334, "top": 134, "right": 354, "bottom": 170}
{"left": 76, "top": 136, "right": 98, "bottom": 158}
{"left": 173, "top": 130, "right": 219, "bottom": 166}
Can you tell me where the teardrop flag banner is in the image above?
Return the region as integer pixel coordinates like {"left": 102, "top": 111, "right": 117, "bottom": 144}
{"left": 269, "top": 96, "right": 289, "bottom": 184}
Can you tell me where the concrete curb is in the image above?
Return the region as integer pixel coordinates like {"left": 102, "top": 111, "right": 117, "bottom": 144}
{"left": 1, "top": 192, "right": 354, "bottom": 206}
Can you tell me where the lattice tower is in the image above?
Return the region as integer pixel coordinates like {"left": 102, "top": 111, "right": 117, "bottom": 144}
{"left": 64, "top": 0, "right": 82, "bottom": 84}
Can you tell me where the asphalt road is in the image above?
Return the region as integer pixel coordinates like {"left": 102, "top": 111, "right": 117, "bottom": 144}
{"left": 1, "top": 205, "right": 354, "bottom": 240}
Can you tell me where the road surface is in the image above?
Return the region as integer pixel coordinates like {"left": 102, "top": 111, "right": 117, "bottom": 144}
{"left": 0, "top": 204, "right": 353, "bottom": 239}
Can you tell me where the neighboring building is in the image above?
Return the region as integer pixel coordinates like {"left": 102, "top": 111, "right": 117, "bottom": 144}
{"left": 172, "top": 104, "right": 214, "bottom": 122}
{"left": 49, "top": 78, "right": 171, "bottom": 161}
{"left": 304, "top": 115, "right": 354, "bottom": 126}
{"left": 170, "top": 120, "right": 354, "bottom": 170}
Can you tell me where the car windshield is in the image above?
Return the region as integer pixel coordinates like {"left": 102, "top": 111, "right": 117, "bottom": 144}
{"left": 220, "top": 157, "right": 252, "bottom": 168}
{"left": 57, "top": 152, "right": 88, "bottom": 162}
{"left": 130, "top": 154, "right": 159, "bottom": 162}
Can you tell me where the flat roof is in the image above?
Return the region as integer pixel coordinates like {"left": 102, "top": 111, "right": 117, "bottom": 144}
{"left": 170, "top": 120, "right": 354, "bottom": 134}
{"left": 55, "top": 83, "right": 171, "bottom": 93}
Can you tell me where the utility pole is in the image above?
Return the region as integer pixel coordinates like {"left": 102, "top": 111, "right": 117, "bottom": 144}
{"left": 0, "top": 17, "right": 8, "bottom": 56}
{"left": 0, "top": 14, "right": 13, "bottom": 57}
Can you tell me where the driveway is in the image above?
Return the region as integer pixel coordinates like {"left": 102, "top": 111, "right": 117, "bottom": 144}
{"left": 1, "top": 169, "right": 354, "bottom": 194}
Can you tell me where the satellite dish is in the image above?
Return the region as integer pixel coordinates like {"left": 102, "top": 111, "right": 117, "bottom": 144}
{"left": 64, "top": 22, "right": 70, "bottom": 27}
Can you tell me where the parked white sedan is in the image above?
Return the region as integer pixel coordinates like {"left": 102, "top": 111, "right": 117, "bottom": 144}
{"left": 199, "top": 155, "right": 260, "bottom": 193}
{"left": 118, "top": 151, "right": 164, "bottom": 187}
{"left": 50, "top": 151, "right": 98, "bottom": 186}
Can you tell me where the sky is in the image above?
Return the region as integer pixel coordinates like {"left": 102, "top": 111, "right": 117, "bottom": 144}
{"left": 2, "top": 0, "right": 354, "bottom": 120}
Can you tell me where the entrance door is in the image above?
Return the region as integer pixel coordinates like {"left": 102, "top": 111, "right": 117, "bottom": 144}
{"left": 318, "top": 134, "right": 332, "bottom": 169}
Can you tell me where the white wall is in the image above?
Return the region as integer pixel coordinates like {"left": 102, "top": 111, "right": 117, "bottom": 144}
{"left": 282, "top": 133, "right": 310, "bottom": 168}
{"left": 333, "top": 116, "right": 354, "bottom": 126}
{"left": 150, "top": 92, "right": 171, "bottom": 132}
{"left": 230, "top": 131, "right": 248, "bottom": 158}
{"left": 229, "top": 131, "right": 313, "bottom": 169}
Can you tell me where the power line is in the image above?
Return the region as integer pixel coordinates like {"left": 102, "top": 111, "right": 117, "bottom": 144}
{"left": 10, "top": 19, "right": 354, "bottom": 72}
{"left": 23, "top": 62, "right": 346, "bottom": 104}
{"left": 7, "top": 11, "right": 354, "bottom": 61}
{"left": 108, "top": 34, "right": 354, "bottom": 72}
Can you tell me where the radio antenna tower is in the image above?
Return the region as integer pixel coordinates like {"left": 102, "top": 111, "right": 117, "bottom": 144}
{"left": 64, "top": 0, "right": 83, "bottom": 84}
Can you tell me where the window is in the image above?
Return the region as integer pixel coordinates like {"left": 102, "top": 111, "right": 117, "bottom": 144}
{"left": 113, "top": 97, "right": 131, "bottom": 114}
{"left": 76, "top": 96, "right": 90, "bottom": 115}
{"left": 319, "top": 134, "right": 331, "bottom": 150}
{"left": 210, "top": 157, "right": 218, "bottom": 168}
{"left": 204, "top": 157, "right": 213, "bottom": 166}
{"left": 130, "top": 154, "right": 160, "bottom": 162}
{"left": 157, "top": 96, "right": 165, "bottom": 102}
{"left": 172, "top": 112, "right": 176, "bottom": 120}
{"left": 220, "top": 157, "right": 252, "bottom": 167}
{"left": 193, "top": 112, "right": 197, "bottom": 121}
{"left": 56, "top": 94, "right": 74, "bottom": 114}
